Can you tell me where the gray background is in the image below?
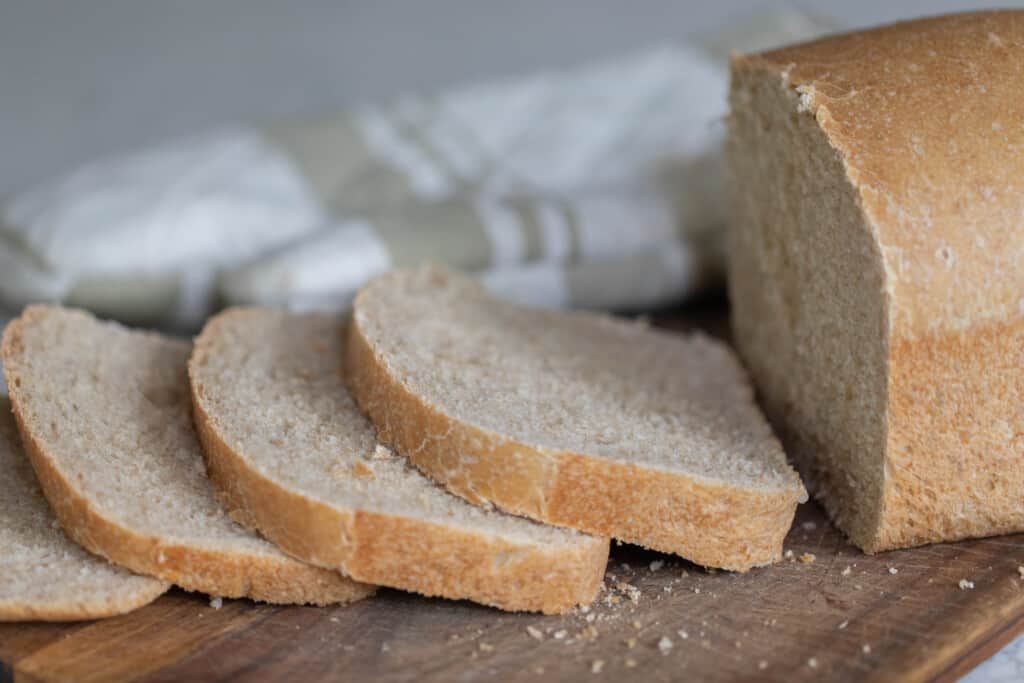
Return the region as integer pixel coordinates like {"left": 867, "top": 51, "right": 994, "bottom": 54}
{"left": 0, "top": 0, "right": 1018, "bottom": 197}
{"left": 0, "top": 2, "right": 1020, "bottom": 680}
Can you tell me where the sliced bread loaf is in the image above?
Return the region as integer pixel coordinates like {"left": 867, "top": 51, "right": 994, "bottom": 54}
{"left": 726, "top": 11, "right": 1024, "bottom": 552}
{"left": 0, "top": 398, "right": 168, "bottom": 621}
{"left": 1, "top": 305, "right": 374, "bottom": 605}
{"left": 188, "top": 308, "right": 609, "bottom": 614}
{"left": 346, "top": 267, "right": 806, "bottom": 570}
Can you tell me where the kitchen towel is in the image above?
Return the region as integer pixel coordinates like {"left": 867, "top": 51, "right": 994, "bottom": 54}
{"left": 0, "top": 6, "right": 833, "bottom": 331}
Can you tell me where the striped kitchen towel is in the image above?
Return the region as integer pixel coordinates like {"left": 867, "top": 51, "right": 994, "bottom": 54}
{"left": 0, "top": 6, "right": 833, "bottom": 330}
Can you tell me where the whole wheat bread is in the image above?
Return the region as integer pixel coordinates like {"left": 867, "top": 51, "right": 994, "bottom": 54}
{"left": 189, "top": 308, "right": 609, "bottom": 614}
{"left": 0, "top": 398, "right": 168, "bottom": 621}
{"left": 1, "top": 305, "right": 374, "bottom": 605}
{"left": 727, "top": 11, "right": 1024, "bottom": 552}
{"left": 346, "top": 267, "right": 806, "bottom": 570}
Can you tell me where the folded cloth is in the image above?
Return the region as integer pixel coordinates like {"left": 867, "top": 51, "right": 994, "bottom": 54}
{"left": 0, "top": 6, "right": 833, "bottom": 329}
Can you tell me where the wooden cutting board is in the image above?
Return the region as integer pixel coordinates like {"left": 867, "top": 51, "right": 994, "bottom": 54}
{"left": 3, "top": 306, "right": 1023, "bottom": 683}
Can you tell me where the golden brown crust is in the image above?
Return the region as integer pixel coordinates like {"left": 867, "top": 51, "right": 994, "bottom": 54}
{"left": 0, "top": 583, "right": 167, "bottom": 622}
{"left": 737, "top": 10, "right": 1024, "bottom": 338}
{"left": 345, "top": 303, "right": 802, "bottom": 571}
{"left": 729, "top": 11, "right": 1024, "bottom": 552}
{"left": 188, "top": 345, "right": 608, "bottom": 614}
{"left": 1, "top": 312, "right": 373, "bottom": 607}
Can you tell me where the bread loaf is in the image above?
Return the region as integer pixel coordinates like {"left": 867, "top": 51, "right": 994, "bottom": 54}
{"left": 1, "top": 305, "right": 374, "bottom": 604}
{"left": 726, "top": 11, "right": 1024, "bottom": 552}
{"left": 346, "top": 267, "right": 806, "bottom": 570}
{"left": 189, "top": 308, "right": 609, "bottom": 613}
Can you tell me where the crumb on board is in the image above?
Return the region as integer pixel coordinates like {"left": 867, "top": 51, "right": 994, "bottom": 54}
{"left": 209, "top": 597, "right": 223, "bottom": 610}
{"left": 677, "top": 630, "right": 689, "bottom": 640}
{"left": 591, "top": 660, "right": 605, "bottom": 674}
{"left": 554, "top": 630, "right": 568, "bottom": 640}
{"left": 758, "top": 660, "right": 768, "bottom": 670}
{"left": 959, "top": 579, "right": 975, "bottom": 590}
{"left": 799, "top": 553, "right": 816, "bottom": 564}
{"left": 526, "top": 626, "right": 544, "bottom": 641}
{"left": 841, "top": 566, "right": 852, "bottom": 576}
{"left": 649, "top": 560, "right": 665, "bottom": 572}
{"left": 632, "top": 620, "right": 642, "bottom": 630}
{"left": 801, "top": 521, "right": 817, "bottom": 531}
{"left": 370, "top": 444, "right": 393, "bottom": 460}
{"left": 625, "top": 658, "right": 637, "bottom": 668}
{"left": 625, "top": 637, "right": 637, "bottom": 649}
{"left": 658, "top": 636, "right": 674, "bottom": 655}
{"left": 888, "top": 567, "right": 898, "bottom": 575}
{"left": 381, "top": 642, "right": 390, "bottom": 653}
{"left": 478, "top": 642, "right": 494, "bottom": 652}
{"left": 808, "top": 657, "right": 819, "bottom": 669}
{"left": 838, "top": 620, "right": 849, "bottom": 630}
{"left": 784, "top": 550, "right": 794, "bottom": 560}
{"left": 1018, "top": 566, "right": 1024, "bottom": 579}
{"left": 863, "top": 644, "right": 872, "bottom": 654}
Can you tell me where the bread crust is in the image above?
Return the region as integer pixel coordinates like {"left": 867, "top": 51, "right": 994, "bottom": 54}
{"left": 188, "top": 311, "right": 609, "bottom": 614}
{"left": 2, "top": 308, "right": 374, "bottom": 606}
{"left": 345, "top": 301, "right": 803, "bottom": 571}
{"left": 0, "top": 581, "right": 168, "bottom": 622}
{"left": 729, "top": 11, "right": 1024, "bottom": 551}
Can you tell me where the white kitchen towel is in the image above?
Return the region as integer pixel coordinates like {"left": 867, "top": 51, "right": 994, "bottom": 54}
{"left": 0, "top": 6, "right": 833, "bottom": 329}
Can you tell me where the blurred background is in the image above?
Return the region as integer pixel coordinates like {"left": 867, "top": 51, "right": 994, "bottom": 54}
{"left": 0, "top": 0, "right": 1012, "bottom": 194}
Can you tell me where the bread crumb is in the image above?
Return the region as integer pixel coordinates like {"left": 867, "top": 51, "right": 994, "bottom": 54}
{"left": 801, "top": 521, "right": 817, "bottom": 531}
{"left": 580, "top": 626, "right": 599, "bottom": 641}
{"left": 591, "top": 660, "right": 605, "bottom": 674}
{"left": 625, "top": 637, "right": 637, "bottom": 649}
{"left": 888, "top": 567, "right": 898, "bottom": 575}
{"left": 526, "top": 626, "right": 544, "bottom": 641}
{"left": 209, "top": 597, "right": 223, "bottom": 610}
{"left": 625, "top": 658, "right": 637, "bottom": 669}
{"left": 959, "top": 579, "right": 975, "bottom": 590}
{"left": 580, "top": 605, "right": 591, "bottom": 614}
{"left": 658, "top": 636, "right": 673, "bottom": 655}
{"left": 862, "top": 644, "right": 872, "bottom": 654}
{"left": 479, "top": 642, "right": 494, "bottom": 652}
{"left": 808, "top": 657, "right": 818, "bottom": 669}
{"left": 649, "top": 560, "right": 665, "bottom": 572}
{"left": 351, "top": 461, "right": 374, "bottom": 478}
{"left": 329, "top": 617, "right": 340, "bottom": 623}
{"left": 693, "top": 587, "right": 701, "bottom": 594}
{"left": 784, "top": 550, "right": 794, "bottom": 560}
{"left": 381, "top": 642, "right": 391, "bottom": 653}
{"left": 799, "top": 553, "right": 816, "bottom": 564}
{"left": 553, "top": 630, "right": 568, "bottom": 640}
{"left": 1018, "top": 566, "right": 1024, "bottom": 579}
{"left": 677, "top": 630, "right": 689, "bottom": 640}
{"left": 533, "top": 666, "right": 545, "bottom": 674}
{"left": 841, "top": 566, "right": 852, "bottom": 576}
{"left": 632, "top": 620, "right": 642, "bottom": 630}
{"left": 758, "top": 660, "right": 768, "bottom": 670}
{"left": 585, "top": 613, "right": 596, "bottom": 623}
{"left": 838, "top": 620, "right": 849, "bottom": 630}
{"left": 370, "top": 444, "right": 393, "bottom": 460}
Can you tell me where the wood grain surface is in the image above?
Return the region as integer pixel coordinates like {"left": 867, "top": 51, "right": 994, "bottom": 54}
{"left": 2, "top": 305, "right": 1023, "bottom": 682}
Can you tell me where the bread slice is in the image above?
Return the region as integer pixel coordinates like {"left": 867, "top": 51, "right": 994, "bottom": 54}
{"left": 0, "top": 397, "right": 168, "bottom": 621}
{"left": 346, "top": 267, "right": 806, "bottom": 571}
{"left": 1, "top": 305, "right": 374, "bottom": 605}
{"left": 726, "top": 11, "right": 1024, "bottom": 552}
{"left": 188, "top": 308, "right": 609, "bottom": 614}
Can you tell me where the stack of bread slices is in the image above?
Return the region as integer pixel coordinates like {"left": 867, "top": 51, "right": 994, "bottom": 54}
{"left": 0, "top": 266, "right": 804, "bottom": 619}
